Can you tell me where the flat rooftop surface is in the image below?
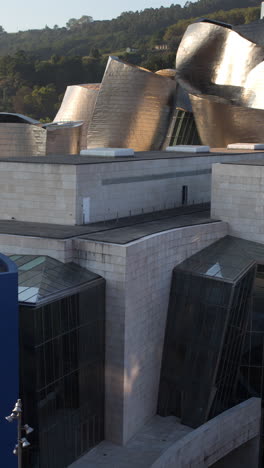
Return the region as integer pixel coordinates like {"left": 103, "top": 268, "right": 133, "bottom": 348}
{"left": 0, "top": 204, "right": 218, "bottom": 244}
{"left": 69, "top": 416, "right": 192, "bottom": 468}
{"left": 0, "top": 149, "right": 263, "bottom": 165}
{"left": 222, "top": 159, "right": 264, "bottom": 166}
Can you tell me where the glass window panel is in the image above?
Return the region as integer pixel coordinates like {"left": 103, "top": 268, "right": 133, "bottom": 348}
{"left": 9, "top": 254, "right": 101, "bottom": 305}
{"left": 20, "top": 285, "right": 105, "bottom": 467}
{"left": 19, "top": 256, "right": 46, "bottom": 271}
{"left": 19, "top": 287, "right": 39, "bottom": 303}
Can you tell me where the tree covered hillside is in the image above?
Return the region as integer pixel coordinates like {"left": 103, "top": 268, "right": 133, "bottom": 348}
{"left": 0, "top": 0, "right": 260, "bottom": 57}
{"left": 0, "top": 0, "right": 261, "bottom": 121}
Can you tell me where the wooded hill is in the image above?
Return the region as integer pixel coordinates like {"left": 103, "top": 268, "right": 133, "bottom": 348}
{"left": 0, "top": 0, "right": 261, "bottom": 121}
{"left": 0, "top": 0, "right": 260, "bottom": 57}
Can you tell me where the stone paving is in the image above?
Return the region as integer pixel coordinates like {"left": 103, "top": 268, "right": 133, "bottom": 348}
{"left": 69, "top": 416, "right": 192, "bottom": 468}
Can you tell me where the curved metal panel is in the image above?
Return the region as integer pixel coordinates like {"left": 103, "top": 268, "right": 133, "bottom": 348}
{"left": 176, "top": 22, "right": 264, "bottom": 146}
{"left": 155, "top": 69, "right": 176, "bottom": 79}
{"left": 54, "top": 84, "right": 100, "bottom": 150}
{"left": 190, "top": 94, "right": 264, "bottom": 148}
{"left": 46, "top": 122, "right": 83, "bottom": 155}
{"left": 86, "top": 56, "right": 176, "bottom": 151}
{"left": 0, "top": 123, "right": 46, "bottom": 157}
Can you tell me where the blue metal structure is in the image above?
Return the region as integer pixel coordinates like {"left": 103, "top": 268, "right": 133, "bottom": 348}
{"left": 0, "top": 254, "right": 18, "bottom": 468}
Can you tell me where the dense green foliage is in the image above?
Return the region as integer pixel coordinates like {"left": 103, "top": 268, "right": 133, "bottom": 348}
{"left": 0, "top": 0, "right": 260, "bottom": 57}
{"left": 0, "top": 0, "right": 260, "bottom": 120}
{"left": 164, "top": 6, "right": 260, "bottom": 47}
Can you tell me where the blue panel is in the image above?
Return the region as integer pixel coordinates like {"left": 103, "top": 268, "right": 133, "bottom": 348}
{"left": 0, "top": 254, "right": 18, "bottom": 468}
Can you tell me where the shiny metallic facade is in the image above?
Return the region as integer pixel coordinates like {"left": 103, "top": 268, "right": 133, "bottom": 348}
{"left": 0, "top": 123, "right": 46, "bottom": 157}
{"left": 54, "top": 84, "right": 100, "bottom": 150}
{"left": 86, "top": 56, "right": 176, "bottom": 151}
{"left": 155, "top": 69, "right": 176, "bottom": 79}
{"left": 176, "top": 21, "right": 264, "bottom": 147}
{"left": 45, "top": 121, "right": 83, "bottom": 155}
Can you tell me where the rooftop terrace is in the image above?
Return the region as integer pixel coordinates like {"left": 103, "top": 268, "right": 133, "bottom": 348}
{"left": 0, "top": 203, "right": 216, "bottom": 244}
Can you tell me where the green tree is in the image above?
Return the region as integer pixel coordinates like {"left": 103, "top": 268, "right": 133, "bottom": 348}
{"left": 24, "top": 84, "right": 57, "bottom": 119}
{"left": 89, "top": 47, "right": 100, "bottom": 59}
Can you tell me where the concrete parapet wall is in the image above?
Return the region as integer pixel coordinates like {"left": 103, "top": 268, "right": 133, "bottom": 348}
{"left": 151, "top": 398, "right": 261, "bottom": 468}
{"left": 211, "top": 162, "right": 264, "bottom": 243}
{"left": 69, "top": 398, "right": 261, "bottom": 468}
{"left": 0, "top": 234, "right": 73, "bottom": 262}
{"left": 73, "top": 221, "right": 228, "bottom": 444}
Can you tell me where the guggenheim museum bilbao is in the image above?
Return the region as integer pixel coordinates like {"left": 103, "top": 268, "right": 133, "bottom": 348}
{"left": 3, "top": 6, "right": 264, "bottom": 468}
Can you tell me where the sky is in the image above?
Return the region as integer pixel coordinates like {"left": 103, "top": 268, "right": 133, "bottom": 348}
{"left": 1, "top": 0, "right": 187, "bottom": 32}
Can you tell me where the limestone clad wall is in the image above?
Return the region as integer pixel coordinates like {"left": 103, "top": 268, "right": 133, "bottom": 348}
{"left": 211, "top": 163, "right": 264, "bottom": 243}
{"left": 0, "top": 234, "right": 73, "bottom": 262}
{"left": 0, "top": 218, "right": 228, "bottom": 445}
{"left": 75, "top": 152, "right": 264, "bottom": 224}
{"left": 0, "top": 162, "right": 77, "bottom": 225}
{"left": 73, "top": 221, "right": 228, "bottom": 444}
{"left": 1, "top": 153, "right": 264, "bottom": 226}
{"left": 76, "top": 157, "right": 210, "bottom": 224}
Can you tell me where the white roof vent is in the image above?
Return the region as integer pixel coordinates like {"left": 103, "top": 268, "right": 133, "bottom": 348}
{"left": 261, "top": 2, "right": 264, "bottom": 19}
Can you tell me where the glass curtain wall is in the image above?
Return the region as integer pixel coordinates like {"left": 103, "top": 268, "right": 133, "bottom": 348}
{"left": 10, "top": 254, "right": 106, "bottom": 468}
{"left": 20, "top": 284, "right": 105, "bottom": 468}
{"left": 158, "top": 236, "right": 256, "bottom": 428}
{"left": 238, "top": 264, "right": 264, "bottom": 401}
{"left": 169, "top": 109, "right": 201, "bottom": 146}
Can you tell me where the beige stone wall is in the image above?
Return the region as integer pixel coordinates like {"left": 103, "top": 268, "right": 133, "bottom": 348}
{"left": 0, "top": 162, "right": 77, "bottom": 224}
{"left": 1, "top": 153, "right": 264, "bottom": 226}
{"left": 0, "top": 234, "right": 73, "bottom": 262}
{"left": 211, "top": 163, "right": 264, "bottom": 243}
{"left": 76, "top": 152, "right": 264, "bottom": 224}
{"left": 73, "top": 221, "right": 228, "bottom": 444}
{"left": 76, "top": 158, "right": 211, "bottom": 223}
{"left": 0, "top": 219, "right": 228, "bottom": 445}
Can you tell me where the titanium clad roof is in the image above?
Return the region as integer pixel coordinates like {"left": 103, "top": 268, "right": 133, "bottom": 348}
{"left": 45, "top": 123, "right": 83, "bottom": 155}
{"left": 54, "top": 84, "right": 100, "bottom": 123}
{"left": 189, "top": 95, "right": 264, "bottom": 148}
{"left": 54, "top": 84, "right": 100, "bottom": 150}
{"left": 0, "top": 123, "right": 46, "bottom": 157}
{"left": 175, "top": 236, "right": 264, "bottom": 282}
{"left": 86, "top": 56, "right": 176, "bottom": 151}
{"left": 176, "top": 21, "right": 264, "bottom": 147}
{"left": 8, "top": 254, "right": 101, "bottom": 305}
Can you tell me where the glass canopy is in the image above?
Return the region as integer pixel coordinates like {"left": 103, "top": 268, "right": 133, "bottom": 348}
{"left": 8, "top": 254, "right": 100, "bottom": 305}
{"left": 176, "top": 235, "right": 264, "bottom": 282}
